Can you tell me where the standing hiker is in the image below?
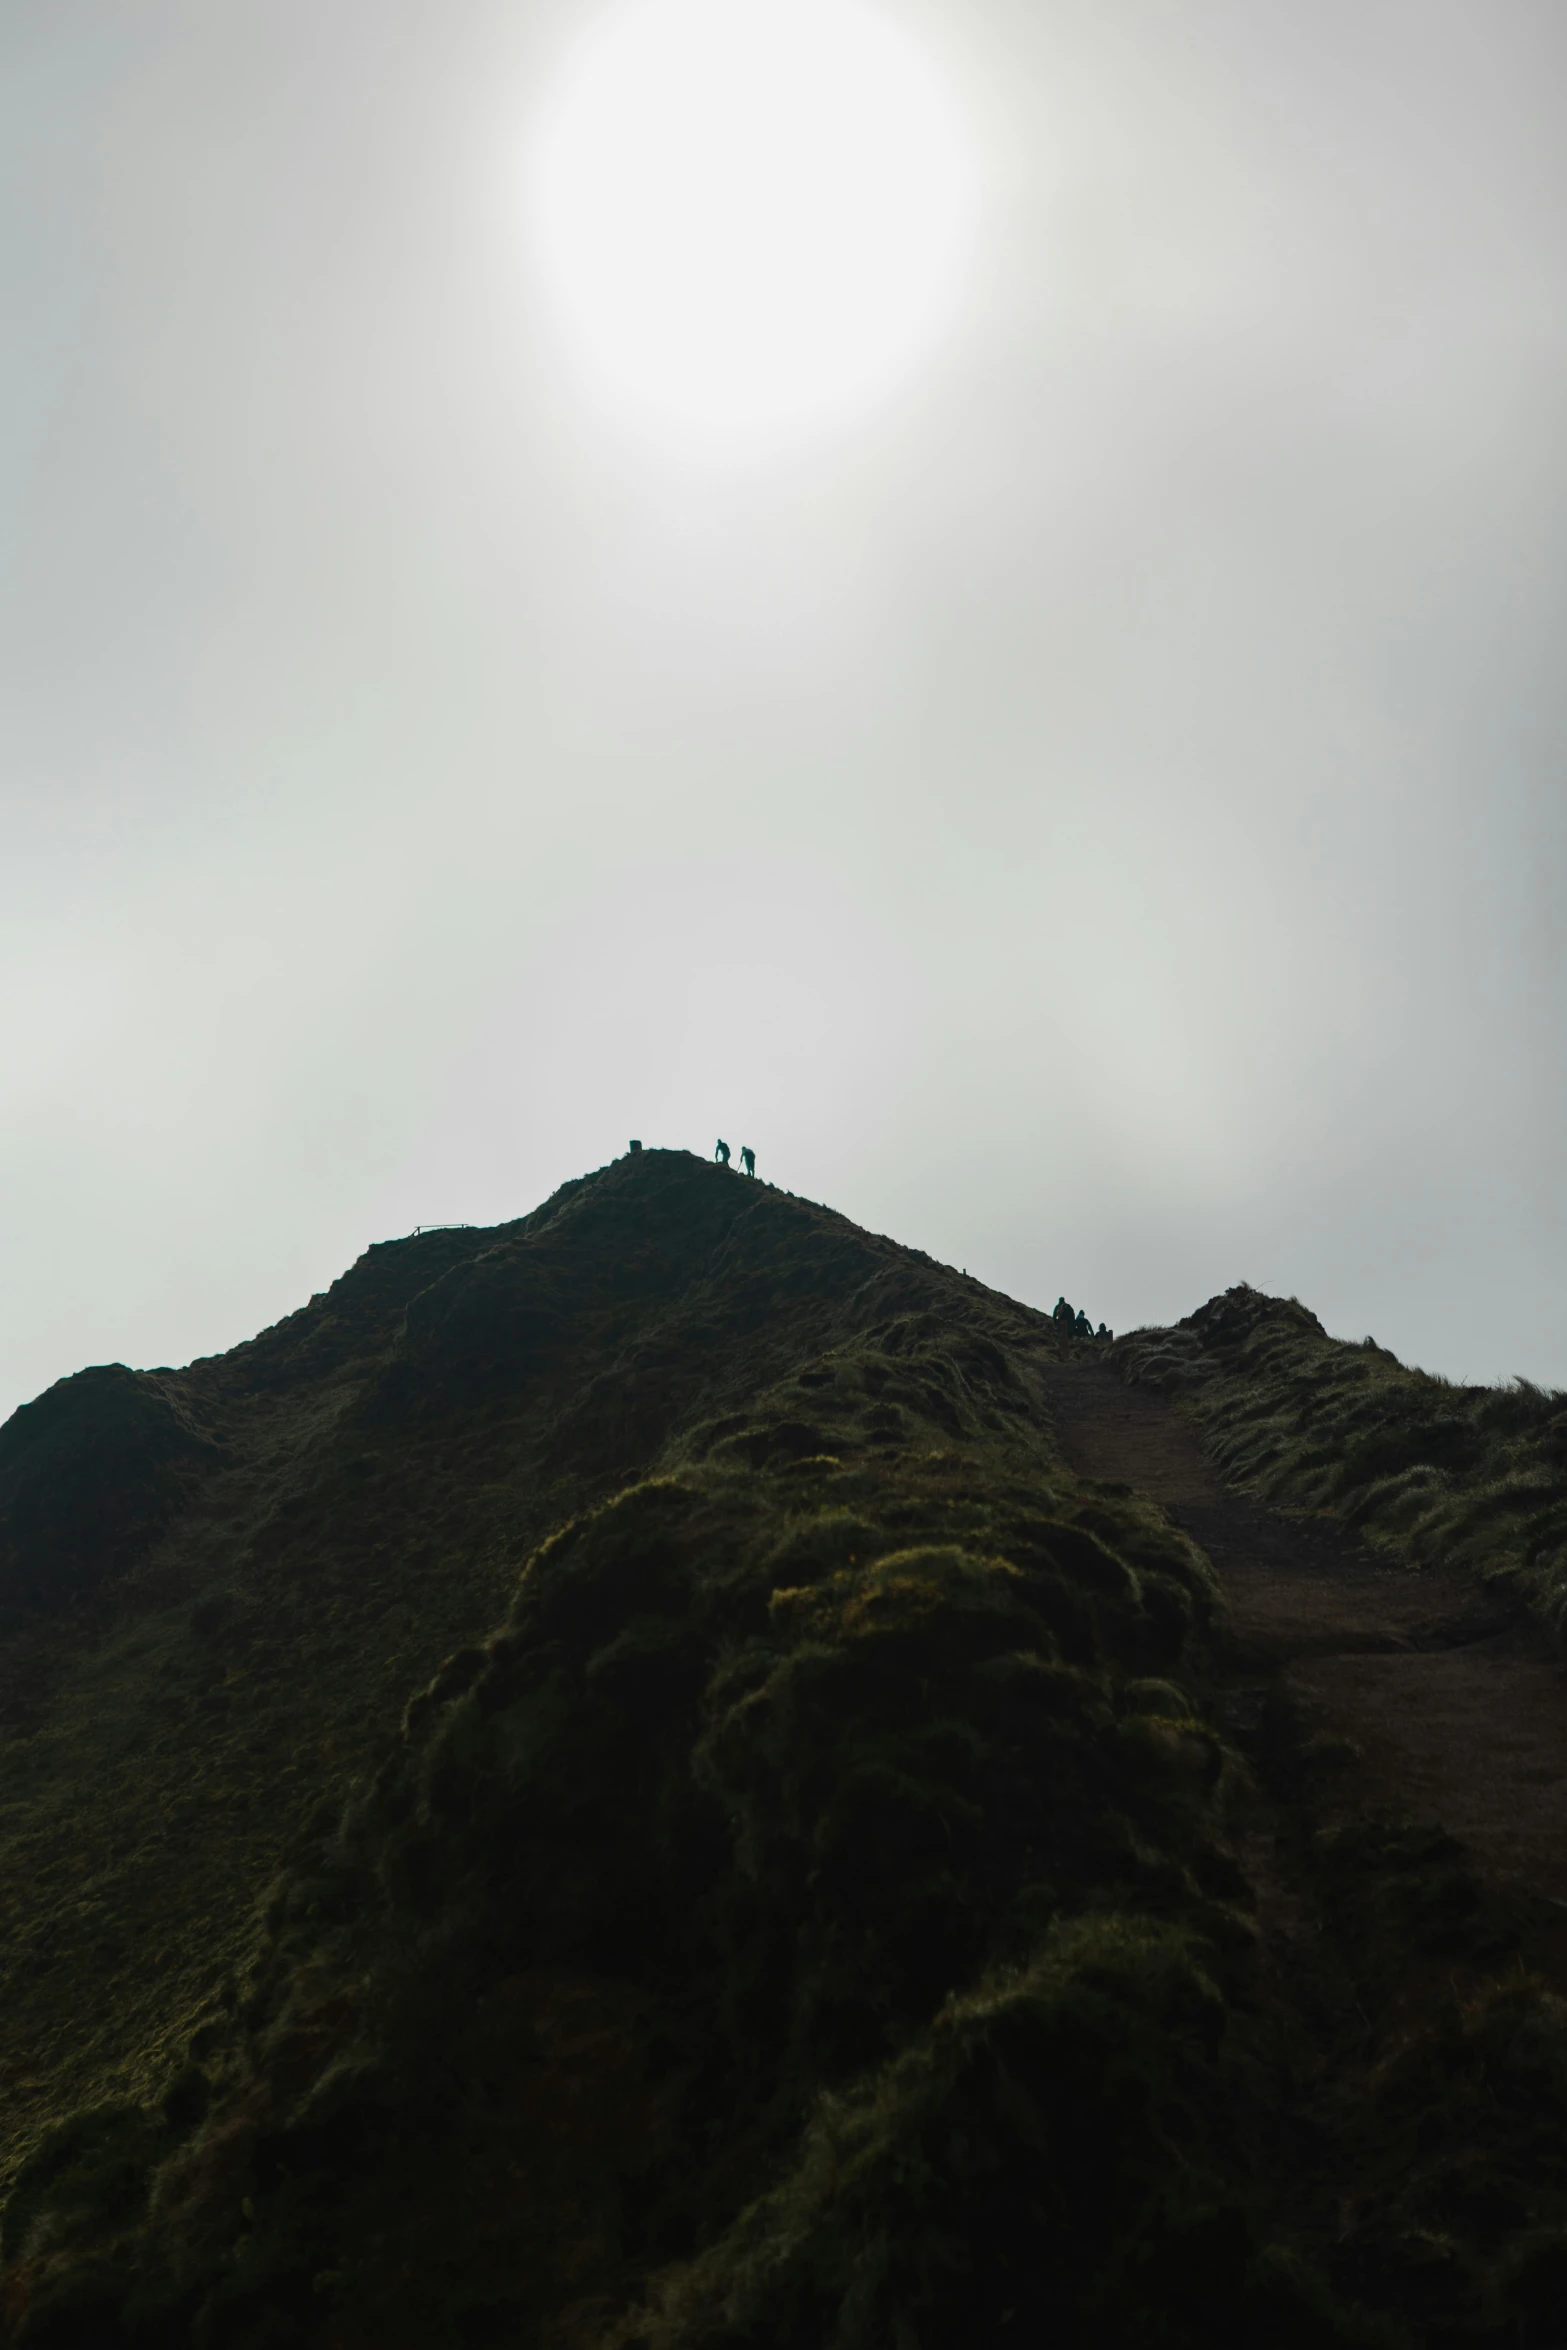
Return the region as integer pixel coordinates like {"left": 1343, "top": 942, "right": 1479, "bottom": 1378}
{"left": 740, "top": 1146, "right": 755, "bottom": 1177}
{"left": 1053, "top": 1296, "right": 1074, "bottom": 1327}
{"left": 715, "top": 1139, "right": 731, "bottom": 1166}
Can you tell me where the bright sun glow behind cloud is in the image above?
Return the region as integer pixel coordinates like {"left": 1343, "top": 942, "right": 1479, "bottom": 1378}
{"left": 525, "top": 0, "right": 979, "bottom": 450}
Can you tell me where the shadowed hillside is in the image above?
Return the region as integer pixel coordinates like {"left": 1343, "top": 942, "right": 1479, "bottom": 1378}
{"left": 0, "top": 1152, "right": 1065, "bottom": 2198}
{"left": 9, "top": 1185, "right": 1567, "bottom": 2344}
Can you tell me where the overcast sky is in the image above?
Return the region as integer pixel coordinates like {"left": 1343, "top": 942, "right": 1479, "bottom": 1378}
{"left": 2, "top": 0, "right": 1565, "bottom": 1415}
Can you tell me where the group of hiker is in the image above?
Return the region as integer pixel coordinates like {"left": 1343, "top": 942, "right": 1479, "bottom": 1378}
{"left": 715, "top": 1139, "right": 756, "bottom": 1178}
{"left": 1055, "top": 1296, "right": 1112, "bottom": 1343}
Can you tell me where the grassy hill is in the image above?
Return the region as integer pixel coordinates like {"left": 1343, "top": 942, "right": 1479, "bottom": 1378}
{"left": 5, "top": 1160, "right": 1567, "bottom": 2345}
{"left": 0, "top": 1153, "right": 1068, "bottom": 2195}
{"left": 1113, "top": 1286, "right": 1567, "bottom": 1625}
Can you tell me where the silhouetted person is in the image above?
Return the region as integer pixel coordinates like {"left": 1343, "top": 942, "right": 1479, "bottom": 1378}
{"left": 1053, "top": 1296, "right": 1074, "bottom": 1327}
{"left": 740, "top": 1146, "right": 755, "bottom": 1177}
{"left": 715, "top": 1139, "right": 731, "bottom": 1166}
{"left": 1097, "top": 1322, "right": 1111, "bottom": 1341}
{"left": 1073, "top": 1310, "right": 1092, "bottom": 1339}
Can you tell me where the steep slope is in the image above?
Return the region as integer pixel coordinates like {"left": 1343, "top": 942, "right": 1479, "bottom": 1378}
{"left": 11, "top": 1206, "right": 1567, "bottom": 2346}
{"left": 0, "top": 1152, "right": 1064, "bottom": 2195}
{"left": 0, "top": 1155, "right": 1289, "bottom": 2349}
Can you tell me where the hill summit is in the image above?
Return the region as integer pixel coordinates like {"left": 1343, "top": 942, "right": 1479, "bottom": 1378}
{"left": 6, "top": 1154, "right": 1567, "bottom": 2347}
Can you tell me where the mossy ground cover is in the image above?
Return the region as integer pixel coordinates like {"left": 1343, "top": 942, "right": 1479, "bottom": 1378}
{"left": 0, "top": 1301, "right": 1312, "bottom": 2349}
{"left": 10, "top": 1183, "right": 1567, "bottom": 2342}
{"left": 0, "top": 1160, "right": 1053, "bottom": 2210}
{"left": 1110, "top": 1287, "right": 1567, "bottom": 1629}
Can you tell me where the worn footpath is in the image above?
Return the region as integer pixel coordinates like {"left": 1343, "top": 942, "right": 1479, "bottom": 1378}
{"left": 1039, "top": 1361, "right": 1567, "bottom": 1902}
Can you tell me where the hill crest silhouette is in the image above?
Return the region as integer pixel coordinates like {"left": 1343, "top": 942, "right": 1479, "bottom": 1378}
{"left": 5, "top": 1157, "right": 1567, "bottom": 2346}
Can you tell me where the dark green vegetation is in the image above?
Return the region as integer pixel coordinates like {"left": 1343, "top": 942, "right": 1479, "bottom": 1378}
{"left": 7, "top": 1172, "right": 1567, "bottom": 2343}
{"left": 1114, "top": 1287, "right": 1567, "bottom": 1632}
{"left": 0, "top": 1154, "right": 1055, "bottom": 2184}
{"left": 0, "top": 1367, "right": 220, "bottom": 1625}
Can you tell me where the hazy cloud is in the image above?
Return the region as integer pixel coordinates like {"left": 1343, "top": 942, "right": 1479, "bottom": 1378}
{"left": 1, "top": 0, "right": 1564, "bottom": 1410}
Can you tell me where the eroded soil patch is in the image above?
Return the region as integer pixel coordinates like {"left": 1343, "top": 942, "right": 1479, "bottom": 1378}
{"left": 1039, "top": 1360, "right": 1567, "bottom": 1900}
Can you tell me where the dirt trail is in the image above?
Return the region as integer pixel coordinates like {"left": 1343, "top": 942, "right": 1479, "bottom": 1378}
{"left": 1038, "top": 1361, "right": 1567, "bottom": 1901}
